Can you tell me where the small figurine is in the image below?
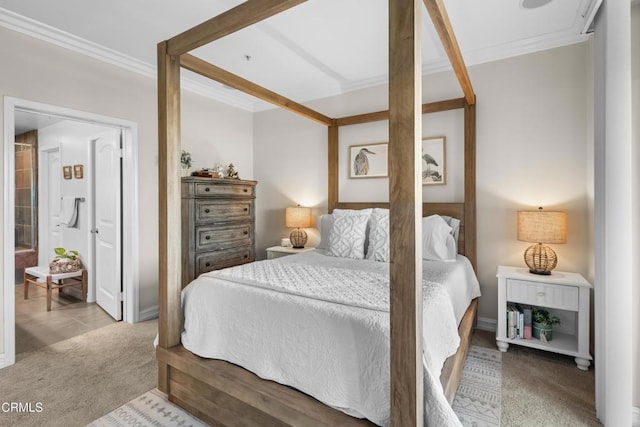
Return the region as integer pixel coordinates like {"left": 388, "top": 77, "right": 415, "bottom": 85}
{"left": 226, "top": 163, "right": 239, "bottom": 179}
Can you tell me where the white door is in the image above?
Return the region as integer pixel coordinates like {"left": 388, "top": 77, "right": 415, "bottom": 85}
{"left": 46, "top": 150, "right": 62, "bottom": 259}
{"left": 94, "top": 130, "right": 122, "bottom": 320}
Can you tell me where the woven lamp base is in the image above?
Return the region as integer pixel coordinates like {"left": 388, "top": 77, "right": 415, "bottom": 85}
{"left": 524, "top": 243, "right": 557, "bottom": 275}
{"left": 289, "top": 229, "right": 308, "bottom": 249}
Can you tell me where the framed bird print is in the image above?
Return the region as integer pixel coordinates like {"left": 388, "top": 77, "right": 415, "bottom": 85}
{"left": 422, "top": 137, "right": 446, "bottom": 185}
{"left": 349, "top": 142, "right": 388, "bottom": 179}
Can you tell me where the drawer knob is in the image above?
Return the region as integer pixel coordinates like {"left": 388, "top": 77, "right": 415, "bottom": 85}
{"left": 205, "top": 187, "right": 210, "bottom": 192}
{"left": 205, "top": 262, "right": 211, "bottom": 267}
{"left": 243, "top": 189, "right": 248, "bottom": 193}
{"left": 205, "top": 208, "right": 210, "bottom": 214}
{"left": 243, "top": 231, "right": 248, "bottom": 235}
{"left": 205, "top": 236, "right": 211, "bottom": 240}
{"left": 537, "top": 292, "right": 546, "bottom": 297}
{"left": 243, "top": 208, "right": 248, "bottom": 212}
{"left": 244, "top": 254, "right": 248, "bottom": 259}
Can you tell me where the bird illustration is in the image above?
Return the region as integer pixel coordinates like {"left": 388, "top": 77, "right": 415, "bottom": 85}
{"left": 422, "top": 152, "right": 438, "bottom": 179}
{"left": 353, "top": 148, "right": 376, "bottom": 176}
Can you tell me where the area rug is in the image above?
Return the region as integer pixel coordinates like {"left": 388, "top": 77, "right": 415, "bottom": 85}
{"left": 86, "top": 388, "right": 207, "bottom": 427}
{"left": 88, "top": 346, "right": 501, "bottom": 427}
{"left": 452, "top": 345, "right": 502, "bottom": 426}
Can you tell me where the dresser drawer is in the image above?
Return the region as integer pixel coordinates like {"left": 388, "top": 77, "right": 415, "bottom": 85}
{"left": 196, "top": 247, "right": 254, "bottom": 275}
{"left": 195, "top": 223, "right": 252, "bottom": 251}
{"left": 506, "top": 279, "right": 579, "bottom": 311}
{"left": 195, "top": 182, "right": 254, "bottom": 198}
{"left": 195, "top": 200, "right": 253, "bottom": 224}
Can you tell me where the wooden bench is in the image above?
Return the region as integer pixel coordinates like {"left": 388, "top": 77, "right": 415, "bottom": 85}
{"left": 23, "top": 266, "right": 87, "bottom": 311}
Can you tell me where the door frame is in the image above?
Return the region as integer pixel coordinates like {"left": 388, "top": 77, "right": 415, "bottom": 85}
{"left": 2, "top": 97, "right": 140, "bottom": 368}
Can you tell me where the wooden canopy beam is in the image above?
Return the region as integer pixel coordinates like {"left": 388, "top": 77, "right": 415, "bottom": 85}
{"left": 181, "top": 54, "right": 332, "bottom": 126}
{"left": 389, "top": 0, "right": 423, "bottom": 424}
{"left": 335, "top": 97, "right": 465, "bottom": 127}
{"left": 167, "top": 0, "right": 306, "bottom": 56}
{"left": 423, "top": 0, "right": 475, "bottom": 105}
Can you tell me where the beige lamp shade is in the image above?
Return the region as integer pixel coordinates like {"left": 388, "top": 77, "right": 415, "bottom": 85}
{"left": 285, "top": 206, "right": 312, "bottom": 228}
{"left": 517, "top": 207, "right": 566, "bottom": 275}
{"left": 517, "top": 209, "right": 567, "bottom": 244}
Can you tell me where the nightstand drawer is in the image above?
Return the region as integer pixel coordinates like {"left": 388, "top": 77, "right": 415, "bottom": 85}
{"left": 506, "top": 279, "right": 579, "bottom": 311}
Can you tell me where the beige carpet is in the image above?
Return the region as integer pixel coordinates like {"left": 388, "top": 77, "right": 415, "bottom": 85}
{"left": 0, "top": 320, "right": 157, "bottom": 427}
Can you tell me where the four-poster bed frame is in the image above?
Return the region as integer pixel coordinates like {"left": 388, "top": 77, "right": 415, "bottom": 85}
{"left": 157, "top": 0, "right": 477, "bottom": 425}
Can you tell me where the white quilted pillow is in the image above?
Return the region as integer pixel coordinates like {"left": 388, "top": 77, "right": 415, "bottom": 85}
{"left": 366, "top": 208, "right": 390, "bottom": 262}
{"left": 328, "top": 214, "right": 370, "bottom": 259}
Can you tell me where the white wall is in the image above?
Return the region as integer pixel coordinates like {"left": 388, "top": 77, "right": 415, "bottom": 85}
{"left": 631, "top": 1, "right": 640, "bottom": 413}
{"left": 254, "top": 41, "right": 593, "bottom": 325}
{"left": 0, "top": 26, "right": 253, "bottom": 355}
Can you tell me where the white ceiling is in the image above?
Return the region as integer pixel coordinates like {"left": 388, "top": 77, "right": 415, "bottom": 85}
{"left": 0, "top": 0, "right": 600, "bottom": 112}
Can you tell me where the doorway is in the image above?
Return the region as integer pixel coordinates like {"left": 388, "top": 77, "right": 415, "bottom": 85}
{"left": 2, "top": 97, "right": 140, "bottom": 368}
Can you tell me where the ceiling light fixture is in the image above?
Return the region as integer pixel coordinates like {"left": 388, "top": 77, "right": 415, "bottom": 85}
{"left": 521, "top": 0, "right": 553, "bottom": 9}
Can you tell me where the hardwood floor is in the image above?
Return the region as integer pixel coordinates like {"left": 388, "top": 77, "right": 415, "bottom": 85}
{"left": 15, "top": 283, "right": 115, "bottom": 355}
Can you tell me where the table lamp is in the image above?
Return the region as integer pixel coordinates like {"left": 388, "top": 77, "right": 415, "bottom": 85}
{"left": 285, "top": 206, "right": 311, "bottom": 248}
{"left": 517, "top": 207, "right": 567, "bottom": 275}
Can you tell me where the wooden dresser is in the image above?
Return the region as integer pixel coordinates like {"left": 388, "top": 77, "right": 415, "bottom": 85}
{"left": 181, "top": 177, "right": 257, "bottom": 288}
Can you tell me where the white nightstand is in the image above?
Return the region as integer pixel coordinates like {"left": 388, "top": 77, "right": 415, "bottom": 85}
{"left": 496, "top": 265, "right": 593, "bottom": 370}
{"left": 266, "top": 246, "right": 315, "bottom": 260}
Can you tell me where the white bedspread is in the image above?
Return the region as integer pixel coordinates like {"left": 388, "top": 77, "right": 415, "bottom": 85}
{"left": 181, "top": 250, "right": 480, "bottom": 426}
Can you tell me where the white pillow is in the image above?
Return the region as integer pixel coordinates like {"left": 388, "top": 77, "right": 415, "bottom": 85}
{"left": 328, "top": 214, "right": 370, "bottom": 259}
{"left": 440, "top": 215, "right": 461, "bottom": 250}
{"left": 422, "top": 215, "right": 456, "bottom": 261}
{"left": 366, "top": 208, "right": 390, "bottom": 262}
{"left": 316, "top": 214, "right": 333, "bottom": 250}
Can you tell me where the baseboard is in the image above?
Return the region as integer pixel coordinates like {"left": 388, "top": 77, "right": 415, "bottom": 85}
{"left": 633, "top": 406, "right": 640, "bottom": 427}
{"left": 476, "top": 316, "right": 497, "bottom": 332}
{"left": 139, "top": 305, "right": 158, "bottom": 322}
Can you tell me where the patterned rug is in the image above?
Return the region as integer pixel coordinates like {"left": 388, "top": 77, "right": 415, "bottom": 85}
{"left": 86, "top": 389, "right": 208, "bottom": 427}
{"left": 88, "top": 346, "right": 501, "bottom": 427}
{"left": 452, "top": 345, "right": 502, "bottom": 426}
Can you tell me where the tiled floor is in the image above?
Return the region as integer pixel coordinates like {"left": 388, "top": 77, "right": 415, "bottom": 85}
{"left": 15, "top": 282, "right": 116, "bottom": 354}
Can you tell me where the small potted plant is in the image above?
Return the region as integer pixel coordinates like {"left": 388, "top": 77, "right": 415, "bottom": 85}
{"left": 532, "top": 307, "right": 560, "bottom": 341}
{"left": 50, "top": 247, "right": 81, "bottom": 273}
{"left": 181, "top": 150, "right": 192, "bottom": 177}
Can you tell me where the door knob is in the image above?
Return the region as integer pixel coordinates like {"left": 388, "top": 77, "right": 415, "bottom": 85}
{"left": 90, "top": 228, "right": 99, "bottom": 234}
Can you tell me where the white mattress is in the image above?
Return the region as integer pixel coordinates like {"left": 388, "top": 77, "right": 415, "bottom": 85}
{"left": 181, "top": 250, "right": 480, "bottom": 426}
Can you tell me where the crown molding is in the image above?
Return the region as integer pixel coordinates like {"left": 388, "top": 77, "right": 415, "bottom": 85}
{"left": 0, "top": 7, "right": 253, "bottom": 111}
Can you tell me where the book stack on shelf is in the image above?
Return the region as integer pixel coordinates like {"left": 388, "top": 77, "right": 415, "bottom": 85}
{"left": 506, "top": 303, "right": 533, "bottom": 340}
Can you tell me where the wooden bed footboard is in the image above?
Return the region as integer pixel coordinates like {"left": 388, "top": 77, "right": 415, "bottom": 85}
{"left": 156, "top": 297, "right": 479, "bottom": 425}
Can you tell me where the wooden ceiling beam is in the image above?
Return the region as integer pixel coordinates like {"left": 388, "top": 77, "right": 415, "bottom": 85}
{"left": 167, "top": 0, "right": 306, "bottom": 56}
{"left": 423, "top": 0, "right": 475, "bottom": 105}
{"left": 180, "top": 54, "right": 333, "bottom": 126}
{"left": 335, "top": 98, "right": 465, "bottom": 127}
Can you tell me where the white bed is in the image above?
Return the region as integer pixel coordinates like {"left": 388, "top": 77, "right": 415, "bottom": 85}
{"left": 180, "top": 249, "right": 480, "bottom": 426}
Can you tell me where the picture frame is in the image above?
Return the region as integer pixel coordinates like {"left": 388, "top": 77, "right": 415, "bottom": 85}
{"left": 349, "top": 142, "right": 388, "bottom": 179}
{"left": 73, "top": 164, "right": 84, "bottom": 179}
{"left": 422, "top": 137, "right": 446, "bottom": 185}
{"left": 63, "top": 166, "right": 72, "bottom": 180}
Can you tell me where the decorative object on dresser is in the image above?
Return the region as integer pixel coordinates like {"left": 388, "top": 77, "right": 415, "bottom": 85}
{"left": 517, "top": 207, "right": 567, "bottom": 275}
{"left": 180, "top": 150, "right": 192, "bottom": 177}
{"left": 285, "top": 205, "right": 312, "bottom": 248}
{"left": 496, "top": 265, "right": 592, "bottom": 370}
{"left": 225, "top": 163, "right": 239, "bottom": 179}
{"left": 181, "top": 177, "right": 256, "bottom": 288}
{"left": 266, "top": 245, "right": 315, "bottom": 260}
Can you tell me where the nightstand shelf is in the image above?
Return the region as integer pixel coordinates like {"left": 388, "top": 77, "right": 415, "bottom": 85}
{"left": 496, "top": 265, "right": 593, "bottom": 370}
{"left": 266, "top": 246, "right": 315, "bottom": 259}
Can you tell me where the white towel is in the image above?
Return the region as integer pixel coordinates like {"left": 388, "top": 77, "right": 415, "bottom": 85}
{"left": 60, "top": 197, "right": 79, "bottom": 227}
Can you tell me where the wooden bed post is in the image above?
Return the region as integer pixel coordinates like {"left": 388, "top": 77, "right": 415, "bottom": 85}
{"left": 328, "top": 121, "right": 338, "bottom": 213}
{"left": 464, "top": 101, "right": 477, "bottom": 271}
{"left": 389, "top": 0, "right": 423, "bottom": 425}
{"left": 157, "top": 40, "right": 182, "bottom": 393}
